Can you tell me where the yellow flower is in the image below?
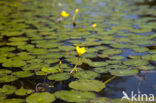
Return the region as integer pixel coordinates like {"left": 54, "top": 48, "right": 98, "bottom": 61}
{"left": 61, "top": 10, "right": 70, "bottom": 18}
{"left": 76, "top": 46, "right": 86, "bottom": 56}
{"left": 92, "top": 23, "right": 97, "bottom": 28}
{"left": 75, "top": 8, "right": 79, "bottom": 14}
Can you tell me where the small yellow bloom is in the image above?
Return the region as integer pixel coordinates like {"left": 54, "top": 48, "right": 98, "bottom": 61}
{"left": 75, "top": 8, "right": 79, "bottom": 14}
{"left": 61, "top": 10, "right": 70, "bottom": 18}
{"left": 76, "top": 46, "right": 86, "bottom": 56}
{"left": 92, "top": 23, "right": 97, "bottom": 28}
{"left": 59, "top": 60, "right": 62, "bottom": 65}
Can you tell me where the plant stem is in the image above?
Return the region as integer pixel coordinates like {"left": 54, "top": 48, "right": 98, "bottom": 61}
{"left": 104, "top": 76, "right": 116, "bottom": 85}
{"left": 70, "top": 57, "right": 80, "bottom": 74}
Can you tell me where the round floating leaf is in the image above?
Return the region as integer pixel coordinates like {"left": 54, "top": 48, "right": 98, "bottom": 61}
{"left": 55, "top": 90, "right": 96, "bottom": 103}
{"left": 0, "top": 47, "right": 15, "bottom": 52}
{"left": 7, "top": 42, "right": 26, "bottom": 46}
{"left": 0, "top": 96, "right": 6, "bottom": 101}
{"left": 0, "top": 75, "right": 18, "bottom": 83}
{"left": 15, "top": 88, "right": 33, "bottom": 96}
{"left": 12, "top": 71, "right": 34, "bottom": 78}
{"left": 0, "top": 69, "right": 12, "bottom": 76}
{"left": 73, "top": 70, "right": 98, "bottom": 79}
{"left": 69, "top": 79, "right": 105, "bottom": 92}
{"left": 41, "top": 67, "right": 59, "bottom": 73}
{"left": 123, "top": 59, "right": 148, "bottom": 66}
{"left": 67, "top": 57, "right": 91, "bottom": 65}
{"left": 26, "top": 92, "right": 55, "bottom": 103}
{"left": 0, "top": 85, "right": 16, "bottom": 96}
{"left": 94, "top": 67, "right": 109, "bottom": 73}
{"left": 138, "top": 66, "right": 156, "bottom": 70}
{"left": 0, "top": 99, "right": 24, "bottom": 103}
{"left": 90, "top": 62, "right": 108, "bottom": 67}
{"left": 29, "top": 48, "right": 48, "bottom": 55}
{"left": 48, "top": 73, "right": 70, "bottom": 81}
{"left": 110, "top": 69, "right": 138, "bottom": 76}
{"left": 90, "top": 97, "right": 112, "bottom": 103}
{"left": 106, "top": 65, "right": 128, "bottom": 69}
{"left": 35, "top": 71, "right": 48, "bottom": 76}
{"left": 2, "top": 59, "right": 26, "bottom": 67}
{"left": 9, "top": 37, "right": 28, "bottom": 42}
{"left": 102, "top": 49, "right": 122, "bottom": 55}
{"left": 132, "top": 47, "right": 148, "bottom": 53}
{"left": 110, "top": 56, "right": 124, "bottom": 60}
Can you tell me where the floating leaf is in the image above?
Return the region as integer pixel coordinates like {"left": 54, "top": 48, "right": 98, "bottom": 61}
{"left": 41, "top": 67, "right": 59, "bottom": 73}
{"left": 132, "top": 47, "right": 148, "bottom": 53}
{"left": 48, "top": 73, "right": 70, "bottom": 81}
{"left": 15, "top": 88, "right": 33, "bottom": 96}
{"left": 0, "top": 99, "right": 24, "bottom": 103}
{"left": 94, "top": 67, "right": 109, "bottom": 73}
{"left": 69, "top": 79, "right": 105, "bottom": 92}
{"left": 123, "top": 59, "right": 148, "bottom": 66}
{"left": 110, "top": 69, "right": 138, "bottom": 76}
{"left": 73, "top": 70, "right": 98, "bottom": 79}
{"left": 0, "top": 69, "right": 12, "bottom": 76}
{"left": 90, "top": 97, "right": 112, "bottom": 103}
{"left": 2, "top": 59, "right": 26, "bottom": 67}
{"left": 0, "top": 85, "right": 16, "bottom": 96}
{"left": 26, "top": 92, "right": 55, "bottom": 103}
{"left": 0, "top": 75, "right": 18, "bottom": 83}
{"left": 12, "top": 71, "right": 34, "bottom": 78}
{"left": 55, "top": 90, "right": 96, "bottom": 103}
{"left": 102, "top": 49, "right": 122, "bottom": 55}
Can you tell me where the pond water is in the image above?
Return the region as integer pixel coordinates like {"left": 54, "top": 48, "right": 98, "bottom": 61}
{"left": 0, "top": 0, "right": 156, "bottom": 103}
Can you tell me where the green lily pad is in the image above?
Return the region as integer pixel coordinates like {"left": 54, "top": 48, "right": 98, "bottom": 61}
{"left": 69, "top": 79, "right": 105, "bottom": 92}
{"left": 9, "top": 37, "right": 28, "bottom": 42}
{"left": 41, "top": 67, "right": 59, "bottom": 73}
{"left": 12, "top": 71, "right": 34, "bottom": 78}
{"left": 73, "top": 70, "right": 98, "bottom": 79}
{"left": 67, "top": 57, "right": 92, "bottom": 65}
{"left": 55, "top": 90, "right": 96, "bottom": 103}
{"left": 123, "top": 59, "right": 148, "bottom": 66}
{"left": 0, "top": 99, "right": 24, "bottom": 103}
{"left": 90, "top": 62, "right": 108, "bottom": 67}
{"left": 90, "top": 97, "right": 112, "bottom": 103}
{"left": 132, "top": 47, "right": 148, "bottom": 53}
{"left": 0, "top": 69, "right": 12, "bottom": 76}
{"left": 26, "top": 92, "right": 55, "bottom": 103}
{"left": 0, "top": 85, "right": 16, "bottom": 96}
{"left": 110, "top": 69, "right": 138, "bottom": 76}
{"left": 110, "top": 56, "right": 125, "bottom": 60}
{"left": 2, "top": 59, "right": 26, "bottom": 67}
{"left": 94, "top": 67, "right": 110, "bottom": 73}
{"left": 0, "top": 75, "right": 18, "bottom": 83}
{"left": 15, "top": 88, "right": 33, "bottom": 96}
{"left": 138, "top": 66, "right": 156, "bottom": 70}
{"left": 35, "top": 71, "right": 48, "bottom": 76}
{"left": 29, "top": 48, "right": 48, "bottom": 55}
{"left": 48, "top": 73, "right": 70, "bottom": 81}
{"left": 102, "top": 49, "right": 122, "bottom": 55}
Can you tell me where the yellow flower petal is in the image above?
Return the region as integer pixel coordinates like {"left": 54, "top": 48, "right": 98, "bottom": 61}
{"left": 75, "top": 8, "right": 79, "bottom": 14}
{"left": 61, "top": 10, "right": 70, "bottom": 18}
{"left": 92, "top": 23, "right": 97, "bottom": 28}
{"left": 76, "top": 46, "right": 86, "bottom": 56}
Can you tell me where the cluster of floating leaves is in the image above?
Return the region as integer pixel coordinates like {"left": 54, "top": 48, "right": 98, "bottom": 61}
{"left": 0, "top": 0, "right": 156, "bottom": 102}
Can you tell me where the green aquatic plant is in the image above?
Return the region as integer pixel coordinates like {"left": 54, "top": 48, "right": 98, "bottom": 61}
{"left": 26, "top": 92, "right": 55, "bottom": 103}
{"left": 72, "top": 8, "right": 79, "bottom": 27}
{"left": 70, "top": 45, "right": 86, "bottom": 74}
{"left": 41, "top": 67, "right": 59, "bottom": 73}
{"left": 55, "top": 90, "right": 96, "bottom": 103}
{"left": 69, "top": 76, "right": 116, "bottom": 92}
